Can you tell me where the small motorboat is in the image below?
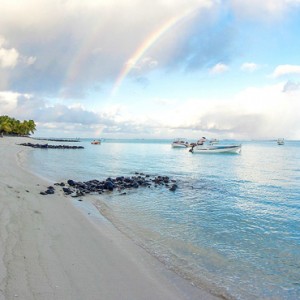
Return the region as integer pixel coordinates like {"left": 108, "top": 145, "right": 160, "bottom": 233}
{"left": 91, "top": 139, "right": 101, "bottom": 145}
{"left": 277, "top": 138, "right": 284, "bottom": 145}
{"left": 190, "top": 144, "right": 241, "bottom": 154}
{"left": 172, "top": 138, "right": 189, "bottom": 148}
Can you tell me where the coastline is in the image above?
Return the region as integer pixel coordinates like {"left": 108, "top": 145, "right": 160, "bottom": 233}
{"left": 0, "top": 136, "right": 219, "bottom": 300}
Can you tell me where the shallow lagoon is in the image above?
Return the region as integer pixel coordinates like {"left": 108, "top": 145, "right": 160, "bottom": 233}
{"left": 25, "top": 139, "right": 300, "bottom": 299}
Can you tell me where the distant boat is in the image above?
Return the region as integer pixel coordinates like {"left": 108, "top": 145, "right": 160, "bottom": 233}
{"left": 277, "top": 138, "right": 284, "bottom": 145}
{"left": 171, "top": 138, "right": 189, "bottom": 148}
{"left": 209, "top": 138, "right": 219, "bottom": 145}
{"left": 91, "top": 139, "right": 101, "bottom": 145}
{"left": 190, "top": 144, "right": 241, "bottom": 154}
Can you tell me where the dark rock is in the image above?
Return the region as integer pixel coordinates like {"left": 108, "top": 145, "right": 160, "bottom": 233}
{"left": 45, "top": 189, "right": 55, "bottom": 194}
{"left": 131, "top": 182, "right": 139, "bottom": 188}
{"left": 62, "top": 187, "right": 72, "bottom": 195}
{"left": 57, "top": 173, "right": 178, "bottom": 197}
{"left": 169, "top": 184, "right": 178, "bottom": 192}
{"left": 77, "top": 182, "right": 86, "bottom": 189}
{"left": 18, "top": 143, "right": 84, "bottom": 149}
{"left": 104, "top": 181, "right": 114, "bottom": 191}
{"left": 67, "top": 179, "right": 76, "bottom": 186}
{"left": 124, "top": 177, "right": 132, "bottom": 183}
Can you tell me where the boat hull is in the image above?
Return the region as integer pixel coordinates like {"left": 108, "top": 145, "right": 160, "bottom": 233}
{"left": 190, "top": 145, "right": 241, "bottom": 154}
{"left": 172, "top": 143, "right": 189, "bottom": 148}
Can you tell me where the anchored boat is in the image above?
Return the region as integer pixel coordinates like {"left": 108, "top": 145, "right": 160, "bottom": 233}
{"left": 277, "top": 138, "right": 284, "bottom": 145}
{"left": 171, "top": 138, "right": 189, "bottom": 148}
{"left": 91, "top": 139, "right": 101, "bottom": 145}
{"left": 189, "top": 144, "right": 241, "bottom": 154}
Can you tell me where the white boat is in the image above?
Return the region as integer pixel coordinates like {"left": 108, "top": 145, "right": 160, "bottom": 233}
{"left": 277, "top": 138, "right": 284, "bottom": 145}
{"left": 91, "top": 139, "right": 101, "bottom": 145}
{"left": 172, "top": 138, "right": 189, "bottom": 148}
{"left": 189, "top": 144, "right": 241, "bottom": 154}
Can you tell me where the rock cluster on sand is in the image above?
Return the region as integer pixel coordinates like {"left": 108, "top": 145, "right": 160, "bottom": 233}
{"left": 40, "top": 186, "right": 55, "bottom": 195}
{"left": 19, "top": 142, "right": 84, "bottom": 149}
{"left": 40, "top": 172, "right": 178, "bottom": 196}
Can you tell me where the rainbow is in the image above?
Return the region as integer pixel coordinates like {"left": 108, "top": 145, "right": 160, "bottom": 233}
{"left": 111, "top": 8, "right": 198, "bottom": 96}
{"left": 61, "top": 20, "right": 105, "bottom": 98}
{"left": 61, "top": 6, "right": 203, "bottom": 98}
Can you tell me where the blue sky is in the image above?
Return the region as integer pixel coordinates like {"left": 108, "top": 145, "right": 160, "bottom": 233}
{"left": 0, "top": 0, "right": 300, "bottom": 139}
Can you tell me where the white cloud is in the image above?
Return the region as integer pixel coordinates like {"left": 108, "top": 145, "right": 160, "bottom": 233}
{"left": 0, "top": 35, "right": 35, "bottom": 70}
{"left": 0, "top": 47, "right": 19, "bottom": 68}
{"left": 0, "top": 91, "right": 19, "bottom": 111}
{"left": 0, "top": 36, "right": 6, "bottom": 47}
{"left": 0, "top": 1, "right": 299, "bottom": 139}
{"left": 0, "top": 92, "right": 99, "bottom": 124}
{"left": 140, "top": 57, "right": 158, "bottom": 69}
{"left": 144, "top": 82, "right": 300, "bottom": 139}
{"left": 229, "top": 0, "right": 298, "bottom": 20}
{"left": 23, "top": 56, "right": 36, "bottom": 66}
{"left": 271, "top": 65, "right": 300, "bottom": 78}
{"left": 2, "top": 82, "right": 300, "bottom": 139}
{"left": 127, "top": 57, "right": 158, "bottom": 72}
{"left": 0, "top": 0, "right": 225, "bottom": 95}
{"left": 209, "top": 63, "right": 229, "bottom": 74}
{"left": 241, "top": 62, "right": 259, "bottom": 72}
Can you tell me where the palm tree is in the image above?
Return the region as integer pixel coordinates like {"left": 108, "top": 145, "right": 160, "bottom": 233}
{"left": 0, "top": 119, "right": 12, "bottom": 135}
{"left": 27, "top": 120, "right": 36, "bottom": 134}
{"left": 0, "top": 115, "right": 37, "bottom": 135}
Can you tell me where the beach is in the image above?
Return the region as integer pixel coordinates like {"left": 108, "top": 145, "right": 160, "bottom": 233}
{"left": 0, "top": 136, "right": 218, "bottom": 300}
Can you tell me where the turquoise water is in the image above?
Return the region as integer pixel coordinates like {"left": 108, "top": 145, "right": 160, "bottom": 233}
{"left": 24, "top": 139, "right": 300, "bottom": 299}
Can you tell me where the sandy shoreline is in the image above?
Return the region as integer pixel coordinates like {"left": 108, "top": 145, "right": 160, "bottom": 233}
{"left": 0, "top": 136, "right": 220, "bottom": 300}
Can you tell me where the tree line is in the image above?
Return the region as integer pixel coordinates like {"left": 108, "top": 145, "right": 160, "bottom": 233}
{"left": 0, "top": 115, "right": 36, "bottom": 136}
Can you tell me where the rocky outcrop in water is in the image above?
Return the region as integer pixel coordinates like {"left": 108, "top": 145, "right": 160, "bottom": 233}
{"left": 40, "top": 172, "right": 178, "bottom": 196}
{"left": 19, "top": 143, "right": 84, "bottom": 149}
{"left": 33, "top": 138, "right": 80, "bottom": 142}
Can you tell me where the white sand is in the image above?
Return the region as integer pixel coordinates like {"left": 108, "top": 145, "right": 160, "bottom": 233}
{"left": 0, "top": 136, "right": 220, "bottom": 300}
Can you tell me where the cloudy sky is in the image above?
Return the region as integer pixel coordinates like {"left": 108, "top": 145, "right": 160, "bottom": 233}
{"left": 1, "top": 0, "right": 300, "bottom": 139}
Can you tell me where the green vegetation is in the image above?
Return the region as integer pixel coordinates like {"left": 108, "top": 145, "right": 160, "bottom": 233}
{"left": 0, "top": 115, "right": 36, "bottom": 136}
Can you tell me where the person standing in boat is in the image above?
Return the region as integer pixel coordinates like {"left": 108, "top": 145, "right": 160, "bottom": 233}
{"left": 197, "top": 137, "right": 206, "bottom": 145}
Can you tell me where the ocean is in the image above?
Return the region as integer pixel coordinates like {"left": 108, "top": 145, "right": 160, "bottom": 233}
{"left": 22, "top": 139, "right": 300, "bottom": 300}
